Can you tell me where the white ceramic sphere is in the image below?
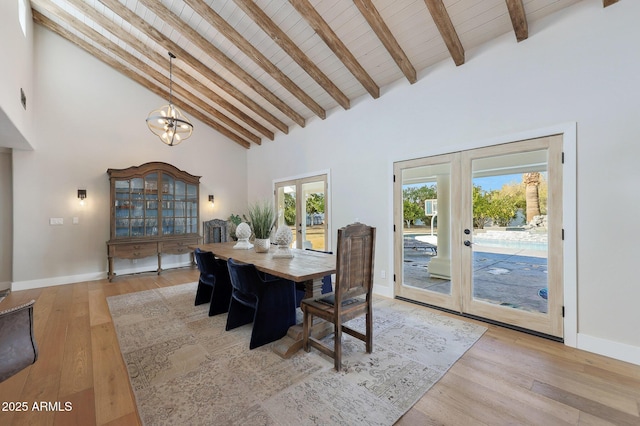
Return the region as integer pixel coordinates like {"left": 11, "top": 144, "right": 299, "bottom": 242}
{"left": 274, "top": 226, "right": 293, "bottom": 245}
{"left": 235, "top": 222, "right": 251, "bottom": 240}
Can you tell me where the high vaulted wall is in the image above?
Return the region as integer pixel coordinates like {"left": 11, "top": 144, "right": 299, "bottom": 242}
{"left": 8, "top": 24, "right": 249, "bottom": 288}
{"left": 246, "top": 0, "right": 640, "bottom": 365}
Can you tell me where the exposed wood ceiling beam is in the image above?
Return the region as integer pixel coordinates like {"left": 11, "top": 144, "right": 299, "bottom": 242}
{"left": 26, "top": 0, "right": 588, "bottom": 149}
{"left": 31, "top": 3, "right": 257, "bottom": 148}
{"left": 233, "top": 0, "right": 351, "bottom": 110}
{"left": 604, "top": 0, "right": 619, "bottom": 7}
{"left": 64, "top": 0, "right": 271, "bottom": 142}
{"left": 506, "top": 0, "right": 528, "bottom": 42}
{"left": 30, "top": 10, "right": 252, "bottom": 149}
{"left": 97, "top": 0, "right": 288, "bottom": 136}
{"left": 289, "top": 0, "right": 380, "bottom": 99}
{"left": 137, "top": 0, "right": 304, "bottom": 129}
{"left": 352, "top": 0, "right": 417, "bottom": 84}
{"left": 424, "top": 0, "right": 465, "bottom": 66}
{"left": 184, "top": 0, "right": 326, "bottom": 121}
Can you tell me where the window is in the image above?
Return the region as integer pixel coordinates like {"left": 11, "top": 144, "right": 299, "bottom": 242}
{"left": 18, "top": 0, "right": 27, "bottom": 37}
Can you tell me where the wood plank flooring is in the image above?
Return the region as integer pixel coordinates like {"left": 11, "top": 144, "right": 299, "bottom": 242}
{"left": 0, "top": 267, "right": 638, "bottom": 425}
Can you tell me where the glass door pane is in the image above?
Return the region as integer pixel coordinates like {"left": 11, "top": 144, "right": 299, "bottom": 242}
{"left": 275, "top": 174, "right": 329, "bottom": 251}
{"left": 460, "top": 137, "right": 563, "bottom": 338}
{"left": 470, "top": 150, "right": 549, "bottom": 313}
{"left": 394, "top": 153, "right": 462, "bottom": 312}
{"left": 276, "top": 184, "right": 296, "bottom": 247}
{"left": 301, "top": 179, "right": 327, "bottom": 251}
{"left": 395, "top": 136, "right": 563, "bottom": 338}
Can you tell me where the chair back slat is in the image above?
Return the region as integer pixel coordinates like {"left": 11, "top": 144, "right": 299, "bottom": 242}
{"left": 203, "top": 219, "right": 229, "bottom": 244}
{"left": 335, "top": 223, "right": 376, "bottom": 302}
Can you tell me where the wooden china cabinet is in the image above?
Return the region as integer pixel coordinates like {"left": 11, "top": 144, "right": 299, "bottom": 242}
{"left": 106, "top": 162, "right": 200, "bottom": 281}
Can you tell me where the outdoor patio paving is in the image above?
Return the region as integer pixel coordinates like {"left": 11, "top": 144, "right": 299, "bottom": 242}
{"left": 403, "top": 246, "right": 549, "bottom": 314}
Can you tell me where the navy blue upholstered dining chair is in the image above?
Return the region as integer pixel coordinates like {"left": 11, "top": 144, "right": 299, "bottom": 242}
{"left": 225, "top": 258, "right": 297, "bottom": 349}
{"left": 193, "top": 248, "right": 232, "bottom": 316}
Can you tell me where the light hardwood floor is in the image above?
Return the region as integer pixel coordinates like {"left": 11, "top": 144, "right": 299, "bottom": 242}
{"left": 1, "top": 267, "right": 639, "bottom": 425}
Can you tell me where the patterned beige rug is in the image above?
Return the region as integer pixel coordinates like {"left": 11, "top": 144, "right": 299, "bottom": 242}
{"left": 107, "top": 282, "right": 486, "bottom": 425}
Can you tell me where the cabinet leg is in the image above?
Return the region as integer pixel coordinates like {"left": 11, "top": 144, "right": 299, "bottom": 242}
{"left": 108, "top": 257, "right": 114, "bottom": 282}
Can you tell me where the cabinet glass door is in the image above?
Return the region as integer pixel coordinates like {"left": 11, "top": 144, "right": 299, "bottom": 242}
{"left": 144, "top": 174, "right": 158, "bottom": 236}
{"left": 186, "top": 183, "right": 198, "bottom": 234}
{"left": 161, "top": 173, "right": 174, "bottom": 235}
{"left": 130, "top": 177, "right": 144, "bottom": 237}
{"left": 114, "top": 179, "right": 131, "bottom": 237}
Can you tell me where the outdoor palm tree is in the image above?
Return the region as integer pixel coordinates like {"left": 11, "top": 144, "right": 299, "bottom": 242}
{"left": 523, "top": 172, "right": 541, "bottom": 222}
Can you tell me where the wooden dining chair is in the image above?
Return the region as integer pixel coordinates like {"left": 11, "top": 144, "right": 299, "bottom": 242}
{"left": 301, "top": 222, "right": 376, "bottom": 371}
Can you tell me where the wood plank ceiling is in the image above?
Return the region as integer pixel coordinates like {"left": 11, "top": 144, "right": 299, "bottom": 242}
{"left": 30, "top": 0, "right": 616, "bottom": 149}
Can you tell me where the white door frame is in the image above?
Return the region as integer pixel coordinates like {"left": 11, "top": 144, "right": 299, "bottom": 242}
{"left": 273, "top": 169, "right": 332, "bottom": 251}
{"left": 390, "top": 123, "right": 577, "bottom": 347}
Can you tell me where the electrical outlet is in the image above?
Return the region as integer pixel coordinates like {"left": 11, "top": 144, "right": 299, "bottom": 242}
{"left": 49, "top": 217, "right": 64, "bottom": 225}
{"left": 73, "top": 217, "right": 79, "bottom": 225}
{"left": 381, "top": 270, "right": 386, "bottom": 279}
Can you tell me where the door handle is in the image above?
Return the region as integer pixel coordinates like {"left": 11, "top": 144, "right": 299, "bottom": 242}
{"left": 464, "top": 240, "right": 473, "bottom": 247}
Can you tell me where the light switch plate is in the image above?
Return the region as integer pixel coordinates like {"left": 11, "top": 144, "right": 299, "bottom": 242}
{"left": 50, "top": 217, "right": 64, "bottom": 225}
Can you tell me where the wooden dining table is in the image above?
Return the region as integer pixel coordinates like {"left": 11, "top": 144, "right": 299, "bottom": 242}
{"left": 194, "top": 241, "right": 336, "bottom": 298}
{"left": 191, "top": 242, "right": 337, "bottom": 357}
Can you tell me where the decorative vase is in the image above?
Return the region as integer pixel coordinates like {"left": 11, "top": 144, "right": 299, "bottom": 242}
{"left": 253, "top": 238, "right": 270, "bottom": 253}
{"left": 233, "top": 222, "right": 253, "bottom": 249}
{"left": 272, "top": 226, "right": 294, "bottom": 259}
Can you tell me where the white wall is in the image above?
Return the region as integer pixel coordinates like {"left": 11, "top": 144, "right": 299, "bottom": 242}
{"left": 11, "top": 25, "right": 248, "bottom": 288}
{"left": 247, "top": 0, "right": 640, "bottom": 364}
{"left": 0, "top": 152, "right": 12, "bottom": 289}
{"left": 0, "top": 0, "right": 34, "bottom": 150}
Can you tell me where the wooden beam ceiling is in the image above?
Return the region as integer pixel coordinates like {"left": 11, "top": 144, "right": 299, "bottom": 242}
{"left": 28, "top": 0, "right": 603, "bottom": 149}
{"left": 289, "top": 0, "right": 380, "bottom": 99}
{"left": 506, "top": 0, "right": 529, "bottom": 43}
{"left": 233, "top": 0, "right": 351, "bottom": 110}
{"left": 352, "top": 0, "right": 417, "bottom": 84}
{"left": 31, "top": 9, "right": 253, "bottom": 149}
{"left": 424, "top": 0, "right": 465, "bottom": 66}
{"left": 184, "top": 0, "right": 327, "bottom": 120}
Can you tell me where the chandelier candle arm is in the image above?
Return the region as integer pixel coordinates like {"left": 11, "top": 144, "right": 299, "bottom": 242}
{"left": 146, "top": 52, "right": 193, "bottom": 146}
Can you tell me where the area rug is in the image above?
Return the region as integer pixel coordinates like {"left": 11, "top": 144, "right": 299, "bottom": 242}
{"left": 107, "top": 283, "right": 486, "bottom": 425}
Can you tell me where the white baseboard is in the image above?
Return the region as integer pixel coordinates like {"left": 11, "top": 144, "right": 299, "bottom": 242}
{"left": 11, "top": 261, "right": 193, "bottom": 291}
{"left": 577, "top": 333, "right": 640, "bottom": 366}
{"left": 373, "top": 282, "right": 394, "bottom": 298}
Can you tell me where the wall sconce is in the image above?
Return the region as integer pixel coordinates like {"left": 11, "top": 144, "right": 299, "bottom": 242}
{"left": 78, "top": 189, "right": 87, "bottom": 206}
{"left": 208, "top": 194, "right": 214, "bottom": 206}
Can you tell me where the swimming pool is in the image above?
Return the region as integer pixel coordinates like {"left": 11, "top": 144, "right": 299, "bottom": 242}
{"left": 472, "top": 238, "right": 548, "bottom": 251}
{"left": 406, "top": 232, "right": 548, "bottom": 252}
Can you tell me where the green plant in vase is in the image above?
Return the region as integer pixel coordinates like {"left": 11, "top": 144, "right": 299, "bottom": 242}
{"left": 247, "top": 200, "right": 276, "bottom": 252}
{"left": 227, "top": 213, "right": 246, "bottom": 241}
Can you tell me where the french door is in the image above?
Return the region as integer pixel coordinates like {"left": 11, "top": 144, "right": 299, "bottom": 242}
{"left": 275, "top": 174, "right": 328, "bottom": 251}
{"left": 394, "top": 136, "right": 563, "bottom": 338}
